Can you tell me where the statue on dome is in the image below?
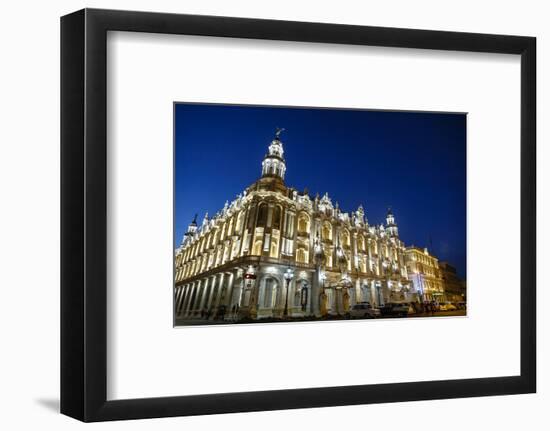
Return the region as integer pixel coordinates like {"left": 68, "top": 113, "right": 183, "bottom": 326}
{"left": 275, "top": 127, "right": 285, "bottom": 139}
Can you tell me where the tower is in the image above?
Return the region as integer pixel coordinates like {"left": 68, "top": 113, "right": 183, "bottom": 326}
{"left": 261, "top": 127, "right": 287, "bottom": 180}
{"left": 386, "top": 207, "right": 399, "bottom": 237}
{"left": 187, "top": 213, "right": 198, "bottom": 234}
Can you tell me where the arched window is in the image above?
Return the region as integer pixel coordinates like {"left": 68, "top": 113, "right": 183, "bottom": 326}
{"left": 357, "top": 235, "right": 365, "bottom": 251}
{"left": 326, "top": 289, "right": 333, "bottom": 311}
{"left": 263, "top": 278, "right": 278, "bottom": 308}
{"left": 272, "top": 206, "right": 281, "bottom": 229}
{"left": 341, "top": 229, "right": 350, "bottom": 247}
{"left": 252, "top": 240, "right": 263, "bottom": 256}
{"left": 298, "top": 213, "right": 310, "bottom": 233}
{"left": 294, "top": 286, "right": 301, "bottom": 306}
{"left": 207, "top": 253, "right": 214, "bottom": 269}
{"left": 222, "top": 246, "right": 230, "bottom": 263}
{"left": 231, "top": 240, "right": 240, "bottom": 259}
{"left": 256, "top": 203, "right": 268, "bottom": 228}
{"left": 235, "top": 210, "right": 245, "bottom": 232}
{"left": 247, "top": 205, "right": 256, "bottom": 229}
{"left": 231, "top": 278, "right": 243, "bottom": 307}
{"left": 296, "top": 245, "right": 309, "bottom": 264}
{"left": 227, "top": 218, "right": 235, "bottom": 237}
{"left": 270, "top": 237, "right": 279, "bottom": 258}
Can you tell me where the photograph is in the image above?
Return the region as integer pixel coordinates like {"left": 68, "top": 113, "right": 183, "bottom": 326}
{"left": 174, "top": 103, "right": 467, "bottom": 326}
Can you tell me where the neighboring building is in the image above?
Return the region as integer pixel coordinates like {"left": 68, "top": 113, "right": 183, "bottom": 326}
{"left": 439, "top": 261, "right": 467, "bottom": 302}
{"left": 174, "top": 129, "right": 414, "bottom": 322}
{"left": 405, "top": 246, "right": 444, "bottom": 302}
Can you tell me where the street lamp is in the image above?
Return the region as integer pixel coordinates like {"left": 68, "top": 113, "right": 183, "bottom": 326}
{"left": 283, "top": 267, "right": 294, "bottom": 318}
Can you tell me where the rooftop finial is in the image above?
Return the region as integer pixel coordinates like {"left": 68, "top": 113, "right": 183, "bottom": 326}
{"left": 275, "top": 127, "right": 285, "bottom": 140}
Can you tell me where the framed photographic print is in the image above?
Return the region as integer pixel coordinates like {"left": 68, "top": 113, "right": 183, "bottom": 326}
{"left": 61, "top": 8, "right": 536, "bottom": 422}
{"left": 173, "top": 103, "right": 467, "bottom": 326}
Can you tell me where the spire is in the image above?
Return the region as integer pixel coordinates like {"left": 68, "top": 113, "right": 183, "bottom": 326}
{"left": 186, "top": 213, "right": 198, "bottom": 235}
{"left": 386, "top": 207, "right": 398, "bottom": 237}
{"left": 386, "top": 207, "right": 394, "bottom": 225}
{"left": 261, "top": 127, "right": 287, "bottom": 180}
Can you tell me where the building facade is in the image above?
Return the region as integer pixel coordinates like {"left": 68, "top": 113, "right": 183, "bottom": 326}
{"left": 174, "top": 130, "right": 418, "bottom": 322}
{"left": 404, "top": 246, "right": 445, "bottom": 302}
{"left": 439, "top": 261, "right": 467, "bottom": 303}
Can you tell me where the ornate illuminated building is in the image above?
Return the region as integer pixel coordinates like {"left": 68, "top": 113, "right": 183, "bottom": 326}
{"left": 404, "top": 246, "right": 445, "bottom": 301}
{"left": 174, "top": 129, "right": 421, "bottom": 322}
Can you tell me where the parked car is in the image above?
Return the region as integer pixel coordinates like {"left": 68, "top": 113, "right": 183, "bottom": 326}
{"left": 379, "top": 302, "right": 410, "bottom": 317}
{"left": 349, "top": 303, "right": 381, "bottom": 319}
{"left": 439, "top": 302, "right": 457, "bottom": 311}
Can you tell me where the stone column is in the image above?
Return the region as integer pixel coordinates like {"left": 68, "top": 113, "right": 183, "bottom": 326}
{"left": 188, "top": 282, "right": 199, "bottom": 316}
{"left": 193, "top": 280, "right": 203, "bottom": 315}
{"left": 189, "top": 281, "right": 199, "bottom": 316}
{"left": 198, "top": 278, "right": 209, "bottom": 314}
{"left": 311, "top": 267, "right": 321, "bottom": 317}
{"left": 353, "top": 278, "right": 360, "bottom": 305}
{"left": 370, "top": 280, "right": 377, "bottom": 307}
{"left": 206, "top": 275, "right": 217, "bottom": 310}
{"left": 255, "top": 276, "right": 264, "bottom": 315}
{"left": 225, "top": 272, "right": 235, "bottom": 309}
{"left": 214, "top": 273, "right": 225, "bottom": 310}
{"left": 180, "top": 285, "right": 190, "bottom": 315}
{"left": 248, "top": 276, "right": 259, "bottom": 320}
{"left": 367, "top": 239, "right": 372, "bottom": 275}
{"left": 177, "top": 286, "right": 186, "bottom": 314}
{"left": 174, "top": 286, "right": 181, "bottom": 315}
{"left": 182, "top": 283, "right": 193, "bottom": 316}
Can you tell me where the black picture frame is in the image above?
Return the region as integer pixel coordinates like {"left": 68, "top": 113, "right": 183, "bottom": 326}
{"left": 61, "top": 8, "right": 536, "bottom": 422}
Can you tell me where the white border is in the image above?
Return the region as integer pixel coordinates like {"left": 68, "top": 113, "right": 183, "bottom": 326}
{"left": 107, "top": 31, "right": 521, "bottom": 400}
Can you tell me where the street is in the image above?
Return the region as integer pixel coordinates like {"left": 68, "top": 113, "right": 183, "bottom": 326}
{"left": 408, "top": 309, "right": 466, "bottom": 318}
{"left": 175, "top": 309, "right": 466, "bottom": 326}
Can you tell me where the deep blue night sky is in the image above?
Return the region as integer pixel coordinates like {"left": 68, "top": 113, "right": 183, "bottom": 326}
{"left": 174, "top": 103, "right": 467, "bottom": 279}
